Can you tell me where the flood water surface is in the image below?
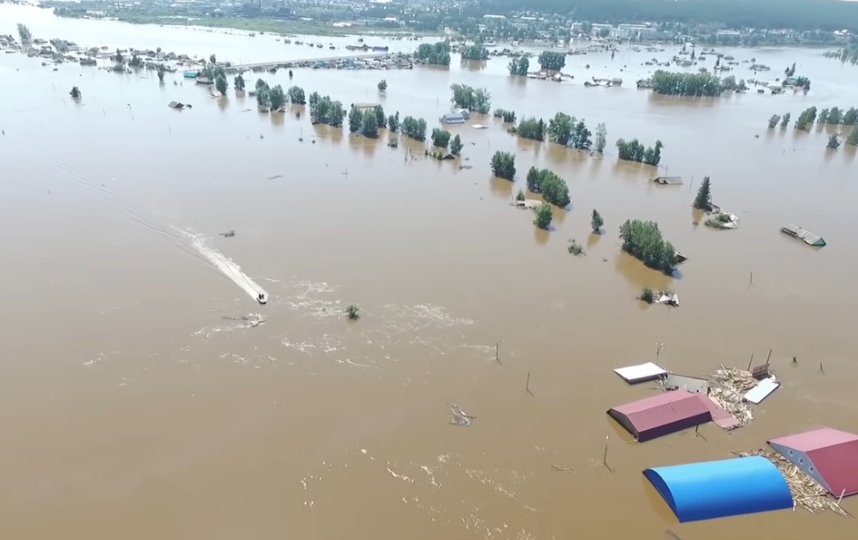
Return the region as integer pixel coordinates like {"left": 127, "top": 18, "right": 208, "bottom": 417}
{"left": 2, "top": 6, "right": 858, "bottom": 540}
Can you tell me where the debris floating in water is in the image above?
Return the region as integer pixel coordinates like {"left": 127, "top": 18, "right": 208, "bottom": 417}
{"left": 732, "top": 449, "right": 853, "bottom": 517}
{"left": 448, "top": 403, "right": 475, "bottom": 427}
{"left": 221, "top": 314, "right": 264, "bottom": 328}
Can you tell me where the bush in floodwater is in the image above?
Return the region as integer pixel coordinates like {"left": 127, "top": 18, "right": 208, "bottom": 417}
{"left": 346, "top": 304, "right": 360, "bottom": 320}
{"left": 568, "top": 240, "right": 584, "bottom": 256}
{"left": 640, "top": 287, "right": 655, "bottom": 304}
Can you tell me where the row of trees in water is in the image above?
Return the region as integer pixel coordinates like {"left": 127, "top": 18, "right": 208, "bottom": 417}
{"left": 767, "top": 106, "right": 858, "bottom": 148}
{"left": 615, "top": 139, "right": 664, "bottom": 166}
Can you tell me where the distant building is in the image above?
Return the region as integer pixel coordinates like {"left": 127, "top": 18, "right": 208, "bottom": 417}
{"left": 483, "top": 14, "right": 506, "bottom": 20}
{"left": 613, "top": 24, "right": 656, "bottom": 39}
{"left": 590, "top": 23, "right": 613, "bottom": 36}
{"left": 440, "top": 112, "right": 466, "bottom": 124}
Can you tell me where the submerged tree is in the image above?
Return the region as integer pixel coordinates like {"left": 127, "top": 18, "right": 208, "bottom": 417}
{"left": 493, "top": 108, "right": 517, "bottom": 123}
{"left": 516, "top": 117, "right": 546, "bottom": 141}
{"left": 827, "top": 107, "right": 842, "bottom": 125}
{"left": 348, "top": 106, "right": 364, "bottom": 133}
{"left": 780, "top": 112, "right": 791, "bottom": 128}
{"left": 827, "top": 134, "right": 841, "bottom": 150}
{"left": 388, "top": 111, "right": 400, "bottom": 133}
{"left": 594, "top": 122, "right": 607, "bottom": 153}
{"left": 525, "top": 167, "right": 571, "bottom": 207}
{"left": 591, "top": 209, "right": 604, "bottom": 233}
{"left": 693, "top": 176, "right": 713, "bottom": 211}
{"left": 847, "top": 126, "right": 858, "bottom": 147}
{"left": 345, "top": 304, "right": 360, "bottom": 320}
{"left": 431, "top": 128, "right": 452, "bottom": 148}
{"left": 157, "top": 64, "right": 166, "bottom": 83}
{"left": 400, "top": 116, "right": 427, "bottom": 141}
{"left": 255, "top": 79, "right": 270, "bottom": 108}
{"left": 450, "top": 134, "right": 463, "bottom": 155}
{"left": 234, "top": 73, "right": 245, "bottom": 91}
{"left": 619, "top": 220, "right": 677, "bottom": 274}
{"left": 508, "top": 56, "right": 529, "bottom": 76}
{"left": 377, "top": 79, "right": 388, "bottom": 92}
{"left": 69, "top": 86, "right": 81, "bottom": 99}
{"left": 287, "top": 86, "right": 306, "bottom": 105}
{"left": 548, "top": 112, "right": 574, "bottom": 146}
{"left": 767, "top": 114, "right": 781, "bottom": 129}
{"left": 534, "top": 203, "right": 553, "bottom": 230}
{"left": 538, "top": 51, "right": 565, "bottom": 71}
{"left": 450, "top": 84, "right": 491, "bottom": 114}
{"left": 215, "top": 74, "right": 228, "bottom": 96}
{"left": 490, "top": 151, "right": 516, "bottom": 180}
{"left": 17, "top": 23, "right": 31, "bottom": 45}
{"left": 268, "top": 84, "right": 286, "bottom": 109}
{"left": 360, "top": 111, "right": 379, "bottom": 138}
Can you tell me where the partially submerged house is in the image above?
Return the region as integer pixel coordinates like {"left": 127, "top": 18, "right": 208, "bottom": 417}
{"left": 653, "top": 176, "right": 683, "bottom": 185}
{"left": 644, "top": 456, "right": 793, "bottom": 522}
{"left": 768, "top": 427, "right": 858, "bottom": 497}
{"left": 780, "top": 224, "right": 826, "bottom": 247}
{"left": 440, "top": 112, "right": 466, "bottom": 124}
{"left": 607, "top": 389, "right": 712, "bottom": 441}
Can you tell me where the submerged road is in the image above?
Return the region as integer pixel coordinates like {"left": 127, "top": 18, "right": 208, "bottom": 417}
{"left": 229, "top": 53, "right": 390, "bottom": 70}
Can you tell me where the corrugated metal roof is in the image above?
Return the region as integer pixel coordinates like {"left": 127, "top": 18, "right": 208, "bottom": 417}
{"left": 769, "top": 427, "right": 858, "bottom": 453}
{"left": 611, "top": 390, "right": 711, "bottom": 433}
{"left": 769, "top": 427, "right": 858, "bottom": 497}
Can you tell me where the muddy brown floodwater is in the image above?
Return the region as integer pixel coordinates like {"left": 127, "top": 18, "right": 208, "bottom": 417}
{"left": 2, "top": 5, "right": 858, "bottom": 540}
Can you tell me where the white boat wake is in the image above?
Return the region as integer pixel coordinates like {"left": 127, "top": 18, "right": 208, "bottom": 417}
{"left": 181, "top": 230, "right": 268, "bottom": 303}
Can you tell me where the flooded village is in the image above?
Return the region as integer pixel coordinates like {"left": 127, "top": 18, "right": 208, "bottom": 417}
{"left": 1, "top": 3, "right": 858, "bottom": 540}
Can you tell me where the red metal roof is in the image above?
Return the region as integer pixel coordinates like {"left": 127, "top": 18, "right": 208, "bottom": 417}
{"left": 611, "top": 390, "right": 712, "bottom": 434}
{"left": 769, "top": 427, "right": 858, "bottom": 496}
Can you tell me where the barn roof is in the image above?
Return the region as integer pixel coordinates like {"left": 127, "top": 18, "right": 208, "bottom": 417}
{"left": 644, "top": 456, "right": 793, "bottom": 522}
{"left": 768, "top": 427, "right": 858, "bottom": 497}
{"left": 609, "top": 390, "right": 712, "bottom": 440}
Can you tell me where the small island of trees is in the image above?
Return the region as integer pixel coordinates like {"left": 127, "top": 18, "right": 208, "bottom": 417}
{"left": 349, "top": 105, "right": 387, "bottom": 138}
{"left": 615, "top": 139, "right": 664, "bottom": 166}
{"left": 401, "top": 116, "right": 428, "bottom": 141}
{"left": 308, "top": 92, "right": 345, "bottom": 127}
{"left": 490, "top": 151, "right": 516, "bottom": 180}
{"left": 508, "top": 57, "right": 529, "bottom": 76}
{"left": 526, "top": 167, "right": 571, "bottom": 208}
{"left": 493, "top": 109, "right": 516, "bottom": 123}
{"left": 460, "top": 44, "right": 489, "bottom": 60}
{"left": 651, "top": 71, "right": 723, "bottom": 97}
{"left": 415, "top": 41, "right": 451, "bottom": 66}
{"left": 450, "top": 84, "right": 491, "bottom": 115}
{"left": 619, "top": 219, "right": 678, "bottom": 274}
{"left": 537, "top": 51, "right": 565, "bottom": 72}
{"left": 514, "top": 117, "right": 547, "bottom": 141}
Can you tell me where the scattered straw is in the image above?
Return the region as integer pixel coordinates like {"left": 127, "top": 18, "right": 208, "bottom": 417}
{"left": 708, "top": 366, "right": 761, "bottom": 428}
{"left": 733, "top": 449, "right": 853, "bottom": 517}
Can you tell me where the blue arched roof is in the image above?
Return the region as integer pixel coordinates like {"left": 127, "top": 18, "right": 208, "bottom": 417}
{"left": 643, "top": 456, "right": 793, "bottom": 522}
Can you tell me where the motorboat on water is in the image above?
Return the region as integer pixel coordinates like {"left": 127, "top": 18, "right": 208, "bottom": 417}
{"left": 257, "top": 292, "right": 268, "bottom": 304}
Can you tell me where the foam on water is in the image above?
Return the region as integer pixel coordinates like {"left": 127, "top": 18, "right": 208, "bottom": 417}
{"left": 180, "top": 230, "right": 268, "bottom": 303}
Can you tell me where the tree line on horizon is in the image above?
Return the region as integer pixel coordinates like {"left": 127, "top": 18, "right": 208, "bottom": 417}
{"left": 472, "top": 0, "right": 858, "bottom": 32}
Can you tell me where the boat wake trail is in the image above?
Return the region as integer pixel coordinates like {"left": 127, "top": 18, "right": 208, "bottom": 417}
{"left": 181, "top": 230, "right": 268, "bottom": 303}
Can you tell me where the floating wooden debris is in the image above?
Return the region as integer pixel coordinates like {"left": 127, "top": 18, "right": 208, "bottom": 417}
{"left": 219, "top": 230, "right": 235, "bottom": 238}
{"left": 708, "top": 366, "right": 759, "bottom": 427}
{"left": 221, "top": 313, "right": 264, "bottom": 328}
{"left": 448, "top": 403, "right": 475, "bottom": 427}
{"left": 653, "top": 176, "right": 683, "bottom": 185}
{"left": 654, "top": 290, "right": 680, "bottom": 306}
{"left": 732, "top": 449, "right": 853, "bottom": 517}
